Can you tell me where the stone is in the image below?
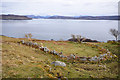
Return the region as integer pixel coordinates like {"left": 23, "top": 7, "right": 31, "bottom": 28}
{"left": 21, "top": 40, "right": 24, "bottom": 44}
{"left": 43, "top": 47, "right": 49, "bottom": 52}
{"left": 59, "top": 52, "right": 63, "bottom": 55}
{"left": 70, "top": 54, "right": 76, "bottom": 59}
{"left": 53, "top": 50, "right": 56, "bottom": 53}
{"left": 56, "top": 53, "right": 60, "bottom": 56}
{"left": 90, "top": 57, "right": 98, "bottom": 61}
{"left": 25, "top": 42, "right": 30, "bottom": 46}
{"left": 33, "top": 42, "right": 38, "bottom": 46}
{"left": 50, "top": 51, "right": 54, "bottom": 54}
{"left": 59, "top": 55, "right": 65, "bottom": 58}
{"left": 51, "top": 61, "right": 66, "bottom": 67}
{"left": 79, "top": 57, "right": 87, "bottom": 61}
{"left": 54, "top": 52, "right": 57, "bottom": 55}
{"left": 29, "top": 42, "right": 33, "bottom": 46}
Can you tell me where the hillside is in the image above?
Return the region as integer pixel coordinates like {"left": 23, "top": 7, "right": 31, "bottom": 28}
{"left": 1, "top": 14, "right": 119, "bottom": 20}
{"left": 0, "top": 14, "right": 32, "bottom": 20}
{"left": 1, "top": 36, "right": 119, "bottom": 79}
{"left": 26, "top": 15, "right": 120, "bottom": 20}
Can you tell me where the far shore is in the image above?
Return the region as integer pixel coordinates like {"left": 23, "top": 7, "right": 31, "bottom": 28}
{"left": 0, "top": 14, "right": 120, "bottom": 20}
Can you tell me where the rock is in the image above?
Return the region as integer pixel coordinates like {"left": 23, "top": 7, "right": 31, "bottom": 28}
{"left": 33, "top": 42, "right": 38, "bottom": 46}
{"left": 25, "top": 42, "right": 30, "bottom": 46}
{"left": 39, "top": 46, "right": 44, "bottom": 50}
{"left": 50, "top": 50, "right": 56, "bottom": 54}
{"left": 51, "top": 61, "right": 66, "bottom": 67}
{"left": 102, "top": 54, "right": 107, "bottom": 56}
{"left": 99, "top": 54, "right": 104, "bottom": 58}
{"left": 67, "top": 56, "right": 71, "bottom": 60}
{"left": 50, "top": 51, "right": 54, "bottom": 54}
{"left": 24, "top": 42, "right": 33, "bottom": 46}
{"left": 52, "top": 50, "right": 58, "bottom": 55}
{"left": 70, "top": 54, "right": 76, "bottom": 59}
{"left": 87, "top": 57, "right": 91, "bottom": 61}
{"left": 54, "top": 52, "right": 57, "bottom": 55}
{"left": 43, "top": 47, "right": 49, "bottom": 52}
{"left": 79, "top": 57, "right": 87, "bottom": 61}
{"left": 59, "top": 52, "right": 63, "bottom": 55}
{"left": 21, "top": 40, "right": 24, "bottom": 44}
{"left": 59, "top": 55, "right": 65, "bottom": 58}
{"left": 68, "top": 38, "right": 98, "bottom": 42}
{"left": 29, "top": 41, "right": 33, "bottom": 46}
{"left": 49, "top": 68, "right": 52, "bottom": 72}
{"left": 90, "top": 56, "right": 98, "bottom": 61}
{"left": 97, "top": 57, "right": 104, "bottom": 61}
{"left": 56, "top": 53, "right": 60, "bottom": 56}
{"left": 53, "top": 50, "right": 56, "bottom": 53}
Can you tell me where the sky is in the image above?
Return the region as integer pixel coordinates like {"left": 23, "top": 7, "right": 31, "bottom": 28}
{"left": 1, "top": 0, "right": 120, "bottom": 16}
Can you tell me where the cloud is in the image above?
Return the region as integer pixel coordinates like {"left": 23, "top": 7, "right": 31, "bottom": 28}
{"left": 1, "top": 0, "right": 119, "bottom": 16}
{"left": 1, "top": 0, "right": 120, "bottom": 2}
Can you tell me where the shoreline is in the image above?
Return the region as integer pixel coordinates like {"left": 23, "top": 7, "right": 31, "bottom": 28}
{"left": 0, "top": 18, "right": 119, "bottom": 21}
{"left": 0, "top": 35, "right": 101, "bottom": 43}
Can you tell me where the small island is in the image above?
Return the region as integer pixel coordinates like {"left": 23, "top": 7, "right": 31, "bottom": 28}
{"left": 0, "top": 14, "right": 32, "bottom": 20}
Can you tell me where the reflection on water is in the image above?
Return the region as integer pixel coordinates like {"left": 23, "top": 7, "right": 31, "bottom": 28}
{"left": 1, "top": 19, "right": 118, "bottom": 42}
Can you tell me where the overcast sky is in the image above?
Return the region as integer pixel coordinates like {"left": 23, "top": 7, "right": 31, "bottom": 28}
{"left": 1, "top": 0, "right": 119, "bottom": 16}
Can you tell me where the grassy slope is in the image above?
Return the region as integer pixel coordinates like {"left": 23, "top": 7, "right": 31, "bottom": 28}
{"left": 0, "top": 36, "right": 2, "bottom": 79}
{"left": 35, "top": 40, "right": 100, "bottom": 57}
{"left": 1, "top": 36, "right": 119, "bottom": 78}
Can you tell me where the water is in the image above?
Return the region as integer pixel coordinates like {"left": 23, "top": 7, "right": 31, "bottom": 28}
{"left": 1, "top": 19, "right": 118, "bottom": 42}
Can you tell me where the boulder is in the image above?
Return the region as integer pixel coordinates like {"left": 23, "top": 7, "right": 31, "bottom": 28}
{"left": 79, "top": 57, "right": 87, "bottom": 61}
{"left": 33, "top": 42, "right": 38, "bottom": 46}
{"left": 43, "top": 47, "right": 49, "bottom": 52}
{"left": 68, "top": 38, "right": 98, "bottom": 42}
{"left": 29, "top": 41, "right": 33, "bottom": 46}
{"left": 56, "top": 53, "right": 60, "bottom": 56}
{"left": 51, "top": 61, "right": 66, "bottom": 67}
{"left": 59, "top": 55, "right": 65, "bottom": 58}
{"left": 70, "top": 54, "right": 76, "bottom": 59}
{"left": 25, "top": 42, "right": 30, "bottom": 46}
{"left": 21, "top": 40, "right": 24, "bottom": 44}
{"left": 90, "top": 56, "right": 98, "bottom": 61}
{"left": 59, "top": 52, "right": 63, "bottom": 55}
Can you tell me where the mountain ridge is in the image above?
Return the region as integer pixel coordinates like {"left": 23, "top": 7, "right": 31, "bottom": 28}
{"left": 0, "top": 14, "right": 120, "bottom": 20}
{"left": 26, "top": 15, "right": 120, "bottom": 20}
{"left": 0, "top": 14, "right": 32, "bottom": 20}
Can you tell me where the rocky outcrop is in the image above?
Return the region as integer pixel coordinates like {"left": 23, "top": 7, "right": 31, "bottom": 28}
{"left": 68, "top": 38, "right": 98, "bottom": 42}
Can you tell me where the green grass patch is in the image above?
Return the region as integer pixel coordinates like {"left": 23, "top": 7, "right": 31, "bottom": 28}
{"left": 1, "top": 36, "right": 119, "bottom": 78}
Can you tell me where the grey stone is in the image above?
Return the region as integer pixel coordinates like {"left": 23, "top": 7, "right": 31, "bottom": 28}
{"left": 51, "top": 61, "right": 66, "bottom": 67}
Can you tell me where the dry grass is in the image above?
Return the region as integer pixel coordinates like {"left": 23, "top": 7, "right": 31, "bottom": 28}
{"left": 1, "top": 36, "right": 119, "bottom": 78}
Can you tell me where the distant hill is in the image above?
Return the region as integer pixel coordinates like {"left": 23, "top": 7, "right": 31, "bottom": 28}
{"left": 0, "top": 14, "right": 32, "bottom": 20}
{"left": 26, "top": 15, "right": 120, "bottom": 20}
{"left": 1, "top": 14, "right": 119, "bottom": 20}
